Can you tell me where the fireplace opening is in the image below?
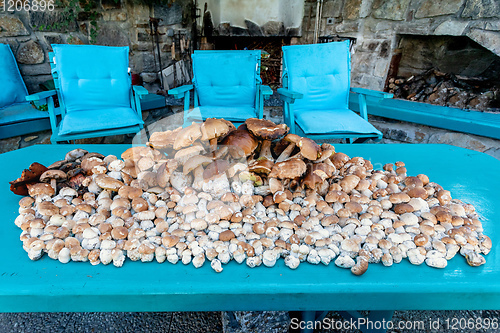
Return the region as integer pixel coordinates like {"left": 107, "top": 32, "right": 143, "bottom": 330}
{"left": 386, "top": 35, "right": 500, "bottom": 112}
{"left": 210, "top": 36, "right": 290, "bottom": 88}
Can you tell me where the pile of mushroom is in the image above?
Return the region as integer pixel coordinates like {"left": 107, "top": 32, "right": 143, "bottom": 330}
{"left": 12, "top": 118, "right": 491, "bottom": 275}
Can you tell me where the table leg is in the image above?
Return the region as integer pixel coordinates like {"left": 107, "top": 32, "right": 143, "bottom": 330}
{"left": 291, "top": 311, "right": 329, "bottom": 333}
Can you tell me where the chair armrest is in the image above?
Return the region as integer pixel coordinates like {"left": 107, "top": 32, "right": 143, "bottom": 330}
{"left": 133, "top": 86, "right": 149, "bottom": 98}
{"left": 277, "top": 88, "right": 303, "bottom": 104}
{"left": 260, "top": 85, "right": 273, "bottom": 99}
{"left": 350, "top": 87, "right": 393, "bottom": 99}
{"left": 168, "top": 85, "right": 194, "bottom": 99}
{"left": 25, "top": 90, "right": 57, "bottom": 102}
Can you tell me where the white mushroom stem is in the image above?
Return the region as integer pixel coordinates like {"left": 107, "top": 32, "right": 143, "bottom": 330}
{"left": 275, "top": 143, "right": 296, "bottom": 163}
{"left": 50, "top": 179, "right": 57, "bottom": 192}
{"left": 192, "top": 165, "right": 205, "bottom": 191}
{"left": 259, "top": 140, "right": 273, "bottom": 161}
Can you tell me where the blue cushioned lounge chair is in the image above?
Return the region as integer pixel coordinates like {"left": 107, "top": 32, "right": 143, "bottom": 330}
{"left": 26, "top": 44, "right": 148, "bottom": 144}
{"left": 278, "top": 41, "right": 392, "bottom": 142}
{"left": 0, "top": 44, "right": 61, "bottom": 139}
{"left": 168, "top": 50, "right": 272, "bottom": 127}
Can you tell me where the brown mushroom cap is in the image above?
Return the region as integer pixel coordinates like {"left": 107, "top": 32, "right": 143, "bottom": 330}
{"left": 200, "top": 118, "right": 234, "bottom": 142}
{"left": 118, "top": 185, "right": 143, "bottom": 199}
{"left": 221, "top": 129, "right": 258, "bottom": 159}
{"left": 219, "top": 230, "right": 236, "bottom": 242}
{"left": 248, "top": 159, "right": 274, "bottom": 174}
{"left": 111, "top": 226, "right": 128, "bottom": 240}
{"left": 64, "top": 148, "right": 87, "bottom": 162}
{"left": 174, "top": 146, "right": 205, "bottom": 165}
{"left": 27, "top": 183, "right": 55, "bottom": 198}
{"left": 183, "top": 155, "right": 213, "bottom": 175}
{"left": 331, "top": 152, "right": 350, "bottom": 169}
{"left": 47, "top": 160, "right": 66, "bottom": 170}
{"left": 94, "top": 174, "right": 124, "bottom": 192}
{"left": 298, "top": 138, "right": 321, "bottom": 161}
{"left": 245, "top": 118, "right": 289, "bottom": 141}
{"left": 81, "top": 158, "right": 105, "bottom": 174}
{"left": 316, "top": 143, "right": 336, "bottom": 162}
{"left": 40, "top": 170, "right": 67, "bottom": 183}
{"left": 120, "top": 147, "right": 144, "bottom": 162}
{"left": 268, "top": 158, "right": 307, "bottom": 179}
{"left": 38, "top": 201, "right": 59, "bottom": 216}
{"left": 148, "top": 127, "right": 182, "bottom": 149}
{"left": 173, "top": 123, "right": 202, "bottom": 150}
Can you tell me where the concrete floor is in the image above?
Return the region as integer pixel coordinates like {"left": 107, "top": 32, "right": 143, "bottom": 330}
{"left": 1, "top": 310, "right": 499, "bottom": 332}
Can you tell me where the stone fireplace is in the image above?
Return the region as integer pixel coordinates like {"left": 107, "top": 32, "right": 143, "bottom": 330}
{"left": 298, "top": 0, "right": 500, "bottom": 95}
{"left": 385, "top": 35, "right": 500, "bottom": 111}
{"left": 198, "top": 0, "right": 304, "bottom": 87}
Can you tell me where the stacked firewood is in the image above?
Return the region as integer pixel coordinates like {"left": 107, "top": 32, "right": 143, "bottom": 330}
{"left": 387, "top": 69, "right": 499, "bottom": 112}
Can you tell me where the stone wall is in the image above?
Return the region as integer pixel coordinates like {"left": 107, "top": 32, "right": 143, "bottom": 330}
{"left": 0, "top": 0, "right": 193, "bottom": 94}
{"left": 300, "top": 0, "right": 500, "bottom": 90}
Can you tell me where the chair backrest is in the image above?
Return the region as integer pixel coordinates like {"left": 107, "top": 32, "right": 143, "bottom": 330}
{"left": 51, "top": 44, "right": 131, "bottom": 114}
{"left": 282, "top": 41, "right": 351, "bottom": 112}
{"left": 192, "top": 50, "right": 261, "bottom": 107}
{"left": 0, "top": 44, "right": 29, "bottom": 109}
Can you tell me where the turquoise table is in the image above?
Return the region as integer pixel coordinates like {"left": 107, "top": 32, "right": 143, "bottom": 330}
{"left": 1, "top": 145, "right": 499, "bottom": 330}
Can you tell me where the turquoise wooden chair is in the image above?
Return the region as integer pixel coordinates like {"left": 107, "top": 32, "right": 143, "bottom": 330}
{"left": 0, "top": 44, "right": 61, "bottom": 139}
{"left": 168, "top": 50, "right": 272, "bottom": 127}
{"left": 26, "top": 44, "right": 148, "bottom": 144}
{"left": 278, "top": 41, "right": 392, "bottom": 142}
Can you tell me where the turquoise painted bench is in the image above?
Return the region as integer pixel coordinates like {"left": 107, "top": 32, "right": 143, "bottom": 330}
{"left": 1, "top": 144, "right": 499, "bottom": 333}
{"left": 349, "top": 93, "right": 500, "bottom": 140}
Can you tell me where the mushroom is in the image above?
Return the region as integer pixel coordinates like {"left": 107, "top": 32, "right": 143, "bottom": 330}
{"left": 275, "top": 134, "right": 301, "bottom": 162}
{"left": 315, "top": 144, "right": 336, "bottom": 163}
{"left": 296, "top": 137, "right": 321, "bottom": 161}
{"left": 65, "top": 148, "right": 88, "bottom": 162}
{"left": 220, "top": 129, "right": 258, "bottom": 159}
{"left": 200, "top": 118, "right": 235, "bottom": 151}
{"left": 40, "top": 170, "right": 67, "bottom": 192}
{"left": 27, "top": 183, "right": 55, "bottom": 200}
{"left": 268, "top": 158, "right": 306, "bottom": 180}
{"left": 174, "top": 146, "right": 205, "bottom": 165}
{"left": 248, "top": 159, "right": 274, "bottom": 175}
{"left": 147, "top": 127, "right": 182, "bottom": 149}
{"left": 173, "top": 123, "right": 202, "bottom": 150}
{"left": 245, "top": 118, "right": 288, "bottom": 162}
{"left": 94, "top": 174, "right": 124, "bottom": 192}
{"left": 351, "top": 254, "right": 369, "bottom": 276}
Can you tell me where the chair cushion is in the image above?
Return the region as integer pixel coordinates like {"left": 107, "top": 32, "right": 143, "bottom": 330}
{"left": 186, "top": 106, "right": 257, "bottom": 122}
{"left": 0, "top": 102, "right": 45, "bottom": 125}
{"left": 52, "top": 45, "right": 131, "bottom": 113}
{"left": 0, "top": 44, "right": 29, "bottom": 109}
{"left": 282, "top": 41, "right": 350, "bottom": 112}
{"left": 193, "top": 51, "right": 259, "bottom": 108}
{"left": 58, "top": 107, "right": 143, "bottom": 135}
{"left": 295, "top": 108, "right": 382, "bottom": 137}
